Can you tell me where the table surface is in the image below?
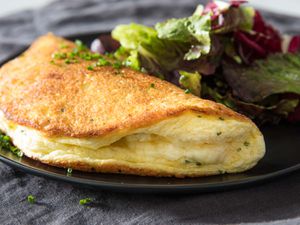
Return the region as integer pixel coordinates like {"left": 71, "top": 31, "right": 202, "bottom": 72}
{"left": 1, "top": 0, "right": 300, "bottom": 18}
{"left": 0, "top": 0, "right": 299, "bottom": 225}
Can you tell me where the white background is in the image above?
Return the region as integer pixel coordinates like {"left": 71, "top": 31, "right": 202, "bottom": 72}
{"left": 0, "top": 0, "right": 299, "bottom": 17}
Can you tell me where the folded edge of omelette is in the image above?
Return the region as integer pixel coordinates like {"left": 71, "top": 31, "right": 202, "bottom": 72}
{"left": 0, "top": 34, "right": 265, "bottom": 177}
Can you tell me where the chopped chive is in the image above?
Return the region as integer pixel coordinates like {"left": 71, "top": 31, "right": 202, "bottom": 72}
{"left": 184, "top": 159, "right": 191, "bottom": 163}
{"left": 72, "top": 48, "right": 79, "bottom": 54}
{"left": 217, "top": 132, "right": 222, "bottom": 136}
{"left": 60, "top": 43, "right": 68, "bottom": 49}
{"left": 80, "top": 53, "right": 93, "bottom": 60}
{"left": 244, "top": 141, "right": 250, "bottom": 147}
{"left": 27, "top": 195, "right": 35, "bottom": 204}
{"left": 96, "top": 58, "right": 110, "bottom": 66}
{"left": 219, "top": 117, "right": 225, "bottom": 121}
{"left": 237, "top": 147, "right": 242, "bottom": 152}
{"left": 195, "top": 162, "right": 202, "bottom": 166}
{"left": 113, "top": 62, "right": 122, "bottom": 69}
{"left": 67, "top": 168, "right": 73, "bottom": 176}
{"left": 150, "top": 83, "right": 155, "bottom": 88}
{"left": 87, "top": 65, "right": 94, "bottom": 71}
{"left": 79, "top": 198, "right": 92, "bottom": 205}
{"left": 52, "top": 52, "right": 67, "bottom": 59}
{"left": 91, "top": 53, "right": 101, "bottom": 60}
{"left": 197, "top": 115, "right": 202, "bottom": 118}
{"left": 105, "top": 52, "right": 114, "bottom": 58}
{"left": 75, "top": 39, "right": 82, "bottom": 46}
{"left": 75, "top": 39, "right": 87, "bottom": 51}
{"left": 184, "top": 89, "right": 191, "bottom": 94}
{"left": 0, "top": 133, "right": 23, "bottom": 157}
{"left": 69, "top": 52, "right": 76, "bottom": 59}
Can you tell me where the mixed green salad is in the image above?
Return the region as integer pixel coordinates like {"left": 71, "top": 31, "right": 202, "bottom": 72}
{"left": 92, "top": 0, "right": 300, "bottom": 125}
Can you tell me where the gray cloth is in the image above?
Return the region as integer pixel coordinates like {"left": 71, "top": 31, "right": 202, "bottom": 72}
{"left": 0, "top": 1, "right": 299, "bottom": 224}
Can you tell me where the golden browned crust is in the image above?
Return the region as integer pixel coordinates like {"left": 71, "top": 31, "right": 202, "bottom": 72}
{"left": 0, "top": 33, "right": 249, "bottom": 138}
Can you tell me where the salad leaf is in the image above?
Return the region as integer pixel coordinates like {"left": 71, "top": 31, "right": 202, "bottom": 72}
{"left": 288, "top": 35, "right": 300, "bottom": 53}
{"left": 112, "top": 23, "right": 187, "bottom": 77}
{"left": 178, "top": 71, "right": 201, "bottom": 96}
{"left": 155, "top": 14, "right": 211, "bottom": 60}
{"left": 213, "top": 6, "right": 255, "bottom": 33}
{"left": 223, "top": 53, "right": 300, "bottom": 102}
{"left": 108, "top": 0, "right": 300, "bottom": 124}
{"left": 201, "top": 81, "right": 299, "bottom": 124}
{"left": 124, "top": 50, "right": 141, "bottom": 71}
{"left": 112, "top": 23, "right": 157, "bottom": 50}
{"left": 234, "top": 11, "right": 282, "bottom": 63}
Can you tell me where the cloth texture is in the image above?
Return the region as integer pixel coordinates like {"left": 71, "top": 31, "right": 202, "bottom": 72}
{"left": 0, "top": 0, "right": 299, "bottom": 224}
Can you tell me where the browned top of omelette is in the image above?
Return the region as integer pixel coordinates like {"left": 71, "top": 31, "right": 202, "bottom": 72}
{"left": 0, "top": 33, "right": 248, "bottom": 137}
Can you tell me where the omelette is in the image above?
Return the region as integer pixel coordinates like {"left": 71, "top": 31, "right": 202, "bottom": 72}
{"left": 0, "top": 34, "right": 265, "bottom": 177}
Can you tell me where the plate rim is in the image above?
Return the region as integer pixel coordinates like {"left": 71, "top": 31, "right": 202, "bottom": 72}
{"left": 1, "top": 152, "right": 300, "bottom": 193}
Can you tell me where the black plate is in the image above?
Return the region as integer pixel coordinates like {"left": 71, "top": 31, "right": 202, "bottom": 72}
{"left": 0, "top": 33, "right": 299, "bottom": 193}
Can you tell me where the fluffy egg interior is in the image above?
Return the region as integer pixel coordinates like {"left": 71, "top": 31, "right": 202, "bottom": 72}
{"left": 0, "top": 110, "right": 265, "bottom": 177}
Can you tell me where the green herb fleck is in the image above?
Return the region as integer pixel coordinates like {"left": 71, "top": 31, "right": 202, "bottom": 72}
{"left": 60, "top": 108, "right": 65, "bottom": 112}
{"left": 244, "top": 141, "right": 250, "bottom": 147}
{"left": 27, "top": 195, "right": 35, "bottom": 204}
{"left": 197, "top": 115, "right": 202, "bottom": 118}
{"left": 60, "top": 43, "right": 68, "bottom": 49}
{"left": 150, "top": 83, "right": 155, "bottom": 88}
{"left": 79, "top": 198, "right": 92, "bottom": 205}
{"left": 184, "top": 89, "right": 191, "bottom": 94}
{"left": 75, "top": 39, "right": 87, "bottom": 51}
{"left": 184, "top": 159, "right": 191, "bottom": 163}
{"left": 64, "top": 59, "right": 71, "bottom": 64}
{"left": 237, "top": 147, "right": 242, "bottom": 152}
{"left": 97, "top": 58, "right": 110, "bottom": 66}
{"left": 91, "top": 53, "right": 101, "bottom": 60}
{"left": 195, "top": 162, "right": 202, "bottom": 166}
{"left": 80, "top": 53, "right": 93, "bottom": 60}
{"left": 0, "top": 132, "right": 23, "bottom": 157}
{"left": 52, "top": 52, "right": 67, "bottom": 59}
{"left": 217, "top": 132, "right": 222, "bottom": 136}
{"left": 113, "top": 62, "right": 122, "bottom": 69}
{"left": 87, "top": 65, "right": 94, "bottom": 71}
{"left": 67, "top": 168, "right": 73, "bottom": 176}
{"left": 219, "top": 117, "right": 225, "bottom": 121}
{"left": 105, "top": 52, "right": 114, "bottom": 58}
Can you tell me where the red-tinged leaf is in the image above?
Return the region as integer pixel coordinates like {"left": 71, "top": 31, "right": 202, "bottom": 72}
{"left": 230, "top": 0, "right": 248, "bottom": 7}
{"left": 288, "top": 36, "right": 300, "bottom": 53}
{"left": 234, "top": 11, "right": 282, "bottom": 63}
{"left": 203, "top": 1, "right": 220, "bottom": 20}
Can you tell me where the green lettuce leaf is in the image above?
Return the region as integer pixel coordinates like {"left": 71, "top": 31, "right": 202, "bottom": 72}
{"left": 112, "top": 23, "right": 157, "bottom": 50}
{"left": 201, "top": 81, "right": 299, "bottom": 124}
{"left": 155, "top": 14, "right": 211, "bottom": 60}
{"left": 112, "top": 23, "right": 187, "bottom": 77}
{"left": 213, "top": 5, "right": 255, "bottom": 34}
{"left": 223, "top": 53, "right": 300, "bottom": 102}
{"left": 178, "top": 71, "right": 201, "bottom": 96}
